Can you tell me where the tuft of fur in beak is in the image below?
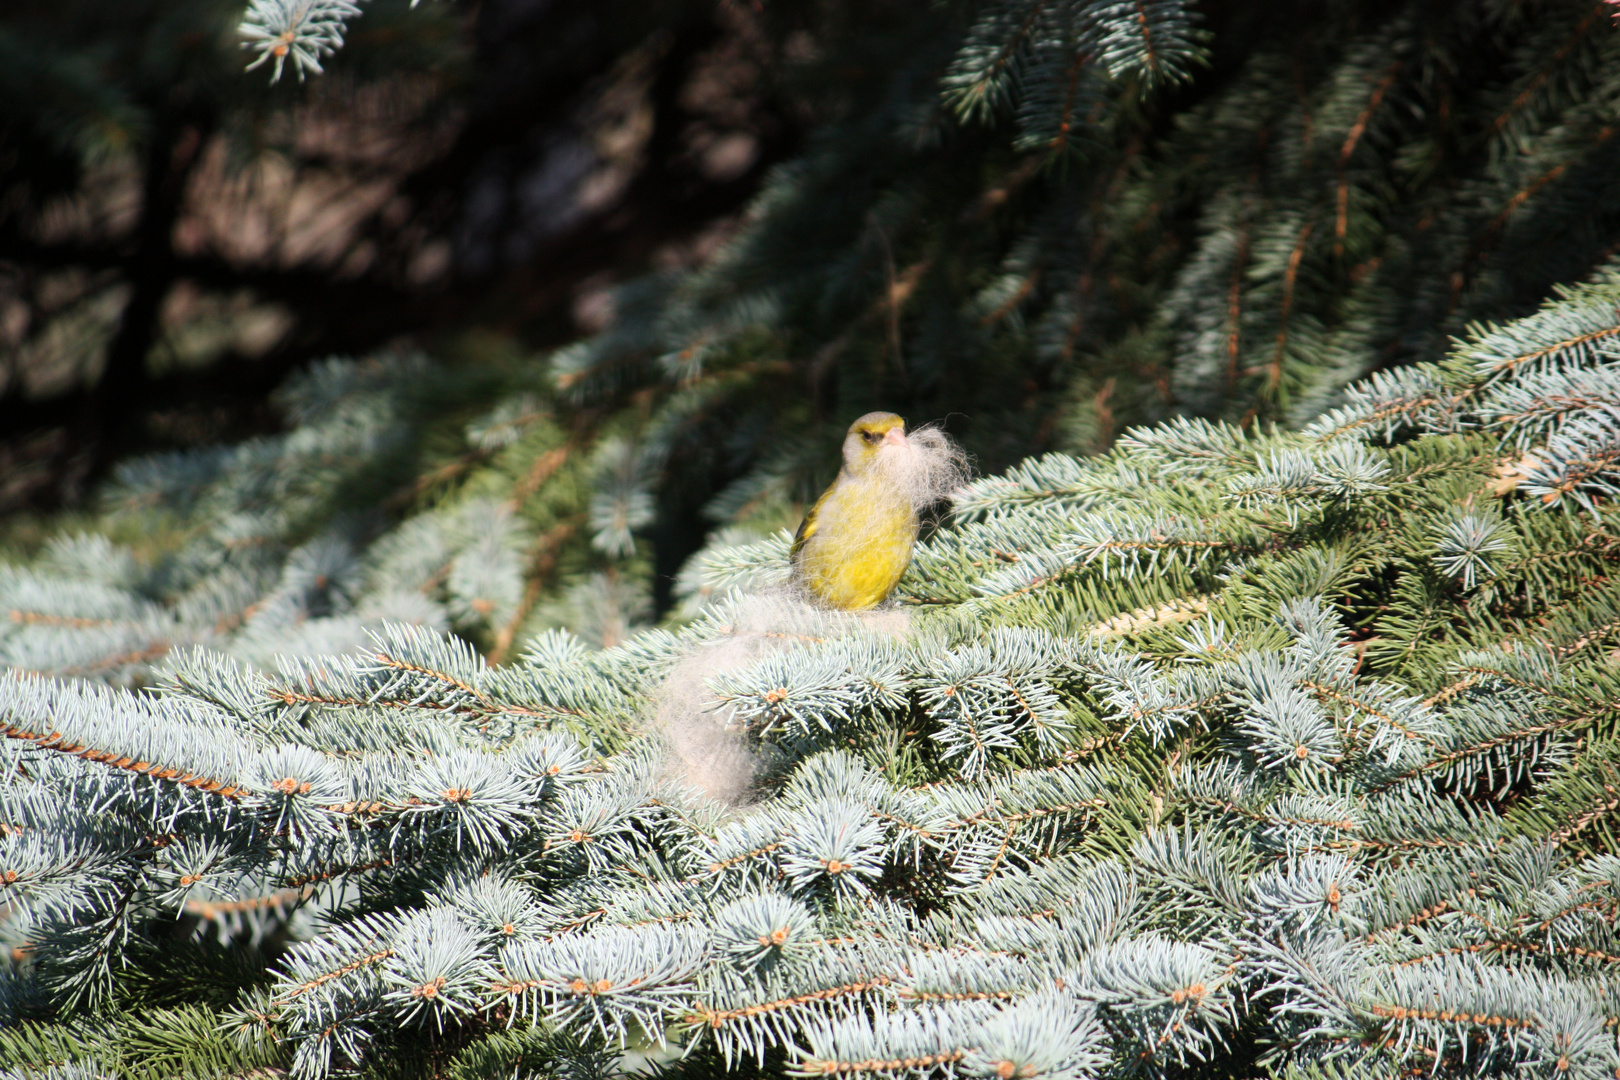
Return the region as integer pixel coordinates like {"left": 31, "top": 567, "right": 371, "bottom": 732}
{"left": 876, "top": 423, "right": 969, "bottom": 513}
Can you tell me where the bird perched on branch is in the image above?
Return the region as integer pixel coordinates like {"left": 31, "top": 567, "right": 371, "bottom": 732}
{"left": 791, "top": 411, "right": 967, "bottom": 610}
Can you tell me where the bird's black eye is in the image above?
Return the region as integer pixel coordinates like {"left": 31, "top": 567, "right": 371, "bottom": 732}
{"left": 862, "top": 430, "right": 879, "bottom": 444}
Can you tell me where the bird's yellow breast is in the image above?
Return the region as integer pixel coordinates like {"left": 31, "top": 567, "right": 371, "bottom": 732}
{"left": 792, "top": 474, "right": 918, "bottom": 610}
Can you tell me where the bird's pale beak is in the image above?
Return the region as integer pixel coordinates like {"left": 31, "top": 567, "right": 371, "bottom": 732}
{"left": 883, "top": 427, "right": 907, "bottom": 447}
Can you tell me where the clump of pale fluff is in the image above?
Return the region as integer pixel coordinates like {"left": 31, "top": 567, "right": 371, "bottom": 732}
{"left": 651, "top": 589, "right": 912, "bottom": 805}
{"left": 877, "top": 422, "right": 973, "bottom": 517}
{"left": 655, "top": 637, "right": 766, "bottom": 806}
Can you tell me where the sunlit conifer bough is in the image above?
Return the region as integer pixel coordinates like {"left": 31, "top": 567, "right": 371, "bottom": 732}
{"left": 4, "top": 269, "right": 1620, "bottom": 1076}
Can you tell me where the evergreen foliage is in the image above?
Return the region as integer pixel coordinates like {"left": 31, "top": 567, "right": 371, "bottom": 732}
{"left": 118, "top": 0, "right": 1620, "bottom": 647}
{"left": 0, "top": 352, "right": 590, "bottom": 676}
{"left": 8, "top": 1, "right": 1620, "bottom": 1076}
{"left": 4, "top": 266, "right": 1620, "bottom": 1076}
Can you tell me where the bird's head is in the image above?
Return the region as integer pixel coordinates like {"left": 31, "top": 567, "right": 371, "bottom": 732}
{"left": 841, "top": 411, "right": 908, "bottom": 475}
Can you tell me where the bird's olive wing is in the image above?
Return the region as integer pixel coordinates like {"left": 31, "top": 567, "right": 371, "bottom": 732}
{"left": 790, "top": 485, "right": 834, "bottom": 560}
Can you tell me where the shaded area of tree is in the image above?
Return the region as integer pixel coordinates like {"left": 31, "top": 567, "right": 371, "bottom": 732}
{"left": 0, "top": 0, "right": 806, "bottom": 510}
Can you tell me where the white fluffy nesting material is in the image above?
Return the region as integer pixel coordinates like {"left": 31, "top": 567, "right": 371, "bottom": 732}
{"left": 876, "top": 422, "right": 973, "bottom": 515}
{"left": 651, "top": 589, "right": 911, "bottom": 805}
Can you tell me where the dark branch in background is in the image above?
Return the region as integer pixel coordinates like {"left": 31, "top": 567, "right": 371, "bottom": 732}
{"left": 85, "top": 113, "right": 215, "bottom": 471}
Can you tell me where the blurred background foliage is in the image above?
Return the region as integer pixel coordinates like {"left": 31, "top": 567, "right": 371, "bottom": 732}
{"left": 4, "top": 0, "right": 1620, "bottom": 670}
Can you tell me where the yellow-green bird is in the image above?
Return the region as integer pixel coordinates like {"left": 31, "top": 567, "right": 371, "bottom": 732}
{"left": 791, "top": 412, "right": 920, "bottom": 611}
